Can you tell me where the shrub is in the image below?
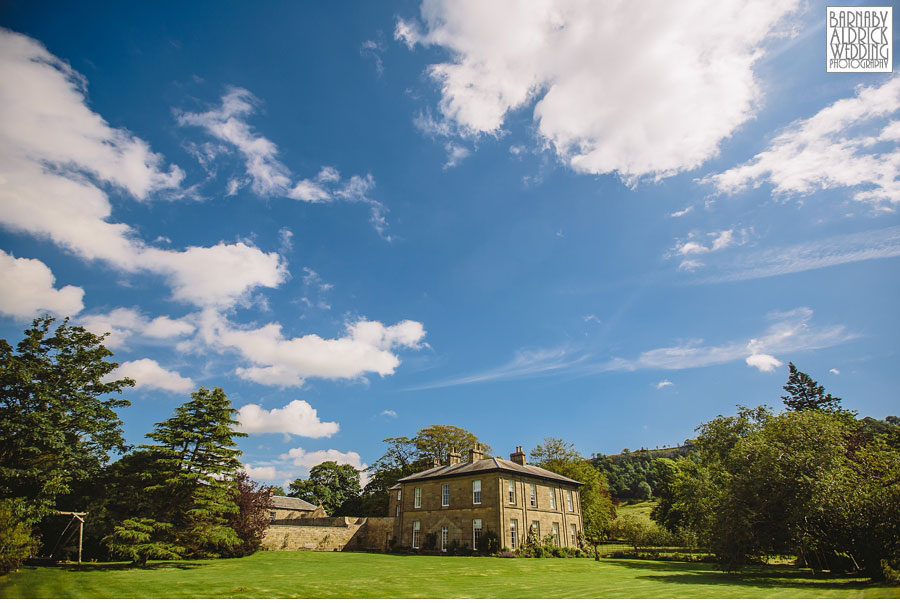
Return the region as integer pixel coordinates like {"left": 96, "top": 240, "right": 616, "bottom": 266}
{"left": 0, "top": 498, "right": 39, "bottom": 574}
{"left": 423, "top": 532, "right": 437, "bottom": 551}
{"left": 478, "top": 529, "right": 500, "bottom": 555}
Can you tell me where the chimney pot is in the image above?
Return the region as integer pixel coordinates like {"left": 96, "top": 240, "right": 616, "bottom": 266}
{"left": 510, "top": 446, "right": 527, "bottom": 465}
{"left": 469, "top": 445, "right": 484, "bottom": 462}
{"left": 448, "top": 447, "right": 461, "bottom": 465}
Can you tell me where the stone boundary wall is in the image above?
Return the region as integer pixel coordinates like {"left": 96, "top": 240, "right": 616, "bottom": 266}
{"left": 261, "top": 516, "right": 395, "bottom": 552}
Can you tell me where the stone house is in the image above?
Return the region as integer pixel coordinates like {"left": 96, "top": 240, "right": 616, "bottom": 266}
{"left": 388, "top": 446, "right": 584, "bottom": 552}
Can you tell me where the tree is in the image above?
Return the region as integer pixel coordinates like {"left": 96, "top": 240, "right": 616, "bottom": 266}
{"left": 101, "top": 518, "right": 184, "bottom": 566}
{"left": 0, "top": 316, "right": 133, "bottom": 568}
{"left": 226, "top": 472, "right": 273, "bottom": 557}
{"left": 289, "top": 461, "right": 360, "bottom": 516}
{"left": 356, "top": 437, "right": 428, "bottom": 516}
{"left": 413, "top": 425, "right": 491, "bottom": 463}
{"left": 530, "top": 437, "right": 582, "bottom": 466}
{"left": 106, "top": 387, "right": 247, "bottom": 561}
{"left": 781, "top": 362, "right": 844, "bottom": 413}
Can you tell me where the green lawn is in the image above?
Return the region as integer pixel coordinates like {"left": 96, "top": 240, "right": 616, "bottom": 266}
{"left": 2, "top": 551, "right": 898, "bottom": 598}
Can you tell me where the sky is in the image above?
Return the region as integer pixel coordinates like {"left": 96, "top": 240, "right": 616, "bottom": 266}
{"left": 1, "top": 0, "right": 898, "bottom": 489}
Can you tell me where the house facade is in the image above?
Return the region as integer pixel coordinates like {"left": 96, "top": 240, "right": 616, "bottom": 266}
{"left": 269, "top": 494, "right": 325, "bottom": 520}
{"left": 389, "top": 446, "right": 583, "bottom": 552}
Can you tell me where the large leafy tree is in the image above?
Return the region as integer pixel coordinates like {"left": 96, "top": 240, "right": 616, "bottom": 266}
{"left": 289, "top": 461, "right": 360, "bottom": 516}
{"left": 105, "top": 387, "right": 247, "bottom": 561}
{"left": 413, "top": 425, "right": 491, "bottom": 464}
{"left": 226, "top": 472, "right": 273, "bottom": 557}
{"left": 0, "top": 316, "right": 133, "bottom": 519}
{"left": 0, "top": 316, "right": 133, "bottom": 570}
{"left": 781, "top": 362, "right": 844, "bottom": 413}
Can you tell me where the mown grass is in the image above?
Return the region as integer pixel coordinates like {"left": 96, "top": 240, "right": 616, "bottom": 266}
{"left": 3, "top": 551, "right": 898, "bottom": 598}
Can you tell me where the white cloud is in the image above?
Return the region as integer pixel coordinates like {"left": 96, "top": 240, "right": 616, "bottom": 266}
{"left": 193, "top": 310, "right": 426, "bottom": 387}
{"left": 443, "top": 143, "right": 471, "bottom": 169}
{"left": 0, "top": 250, "right": 84, "bottom": 320}
{"left": 106, "top": 358, "right": 196, "bottom": 393}
{"left": 381, "top": 409, "right": 398, "bottom": 418}
{"left": 829, "top": 368, "right": 840, "bottom": 375}
{"left": 398, "top": 0, "right": 799, "bottom": 181}
{"left": 745, "top": 353, "right": 782, "bottom": 372}
{"left": 237, "top": 400, "right": 339, "bottom": 438}
{"left": 672, "top": 228, "right": 751, "bottom": 257}
{"left": 280, "top": 447, "right": 365, "bottom": 472}
{"left": 0, "top": 30, "right": 287, "bottom": 310}
{"left": 178, "top": 89, "right": 392, "bottom": 238}
{"left": 242, "top": 464, "right": 280, "bottom": 481}
{"left": 656, "top": 380, "right": 674, "bottom": 389}
{"left": 78, "top": 307, "right": 195, "bottom": 348}
{"left": 705, "top": 75, "right": 900, "bottom": 210}
{"left": 670, "top": 206, "right": 694, "bottom": 218}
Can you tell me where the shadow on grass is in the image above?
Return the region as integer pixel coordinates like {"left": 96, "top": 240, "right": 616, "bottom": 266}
{"left": 600, "top": 558, "right": 875, "bottom": 590}
{"left": 60, "top": 561, "right": 203, "bottom": 572}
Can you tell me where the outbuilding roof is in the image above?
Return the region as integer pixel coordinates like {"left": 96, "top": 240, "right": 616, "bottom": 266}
{"left": 270, "top": 495, "right": 317, "bottom": 511}
{"left": 395, "top": 456, "right": 582, "bottom": 487}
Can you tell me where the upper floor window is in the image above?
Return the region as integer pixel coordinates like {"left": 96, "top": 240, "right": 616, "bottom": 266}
{"left": 550, "top": 486, "right": 557, "bottom": 510}
{"left": 441, "top": 483, "right": 450, "bottom": 506}
{"left": 414, "top": 487, "right": 422, "bottom": 508}
{"left": 397, "top": 489, "right": 401, "bottom": 500}
{"left": 508, "top": 479, "right": 516, "bottom": 505}
{"left": 529, "top": 483, "right": 537, "bottom": 507}
{"left": 566, "top": 490, "right": 574, "bottom": 512}
{"left": 472, "top": 479, "right": 481, "bottom": 504}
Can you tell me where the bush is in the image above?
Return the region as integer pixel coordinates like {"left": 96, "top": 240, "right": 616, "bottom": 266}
{"left": 423, "top": 532, "right": 437, "bottom": 551}
{"left": 0, "top": 498, "right": 39, "bottom": 574}
{"left": 478, "top": 529, "right": 500, "bottom": 555}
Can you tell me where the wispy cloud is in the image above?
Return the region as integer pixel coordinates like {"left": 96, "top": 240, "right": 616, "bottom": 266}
{"left": 693, "top": 225, "right": 900, "bottom": 283}
{"left": 407, "top": 346, "right": 588, "bottom": 390}
{"left": 656, "top": 380, "right": 674, "bottom": 389}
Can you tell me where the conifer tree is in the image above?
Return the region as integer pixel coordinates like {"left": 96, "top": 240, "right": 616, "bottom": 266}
{"left": 781, "top": 362, "right": 843, "bottom": 413}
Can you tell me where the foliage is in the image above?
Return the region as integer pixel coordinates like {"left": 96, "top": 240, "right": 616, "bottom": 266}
{"left": 101, "top": 518, "right": 184, "bottom": 566}
{"left": 609, "top": 513, "right": 672, "bottom": 549}
{"left": 413, "top": 425, "right": 491, "bottom": 463}
{"left": 0, "top": 316, "right": 133, "bottom": 527}
{"left": 592, "top": 444, "right": 692, "bottom": 500}
{"left": 477, "top": 529, "right": 500, "bottom": 554}
{"left": 106, "top": 388, "right": 247, "bottom": 561}
{"left": 529, "top": 437, "right": 582, "bottom": 466}
{"left": 226, "top": 472, "right": 273, "bottom": 557}
{"left": 289, "top": 461, "right": 360, "bottom": 516}
{"left": 0, "top": 498, "right": 39, "bottom": 575}
{"left": 781, "top": 362, "right": 845, "bottom": 413}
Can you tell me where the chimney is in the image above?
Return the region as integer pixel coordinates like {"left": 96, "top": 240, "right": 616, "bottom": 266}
{"left": 431, "top": 457, "right": 442, "bottom": 468}
{"left": 469, "top": 444, "right": 484, "bottom": 462}
{"left": 510, "top": 445, "right": 527, "bottom": 465}
{"left": 448, "top": 447, "right": 461, "bottom": 465}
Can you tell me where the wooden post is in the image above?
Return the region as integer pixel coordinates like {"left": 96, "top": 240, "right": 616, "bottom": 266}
{"left": 56, "top": 512, "right": 87, "bottom": 564}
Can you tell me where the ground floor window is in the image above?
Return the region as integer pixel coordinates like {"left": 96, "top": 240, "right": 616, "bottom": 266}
{"left": 473, "top": 519, "right": 482, "bottom": 550}
{"left": 570, "top": 523, "right": 578, "bottom": 547}
{"left": 509, "top": 519, "right": 518, "bottom": 549}
{"left": 441, "top": 526, "right": 448, "bottom": 552}
{"left": 412, "top": 520, "right": 420, "bottom": 549}
{"left": 530, "top": 520, "right": 540, "bottom": 542}
{"left": 552, "top": 522, "right": 560, "bottom": 546}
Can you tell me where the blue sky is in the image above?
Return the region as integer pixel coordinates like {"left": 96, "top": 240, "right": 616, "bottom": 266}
{"left": 1, "top": 1, "right": 898, "bottom": 488}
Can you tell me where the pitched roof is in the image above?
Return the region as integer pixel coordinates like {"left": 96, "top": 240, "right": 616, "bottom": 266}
{"left": 396, "top": 457, "right": 582, "bottom": 487}
{"left": 270, "top": 495, "right": 317, "bottom": 511}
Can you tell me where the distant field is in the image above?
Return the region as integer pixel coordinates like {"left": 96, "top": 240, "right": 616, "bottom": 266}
{"left": 2, "top": 551, "right": 898, "bottom": 599}
{"left": 615, "top": 499, "right": 657, "bottom": 522}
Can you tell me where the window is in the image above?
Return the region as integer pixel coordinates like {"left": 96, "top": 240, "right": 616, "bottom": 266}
{"left": 473, "top": 519, "right": 482, "bottom": 550}
{"left": 529, "top": 483, "right": 537, "bottom": 507}
{"left": 269, "top": 511, "right": 276, "bottom": 520}
{"left": 442, "top": 483, "right": 449, "bottom": 506}
{"left": 550, "top": 486, "right": 557, "bottom": 510}
{"left": 472, "top": 479, "right": 481, "bottom": 504}
{"left": 552, "top": 522, "right": 560, "bottom": 546}
{"left": 508, "top": 479, "right": 516, "bottom": 504}
{"left": 570, "top": 523, "right": 578, "bottom": 547}
{"left": 396, "top": 504, "right": 400, "bottom": 517}
{"left": 412, "top": 520, "right": 420, "bottom": 549}
{"left": 441, "top": 526, "right": 448, "bottom": 552}
{"left": 566, "top": 490, "right": 574, "bottom": 512}
{"left": 414, "top": 487, "right": 422, "bottom": 508}
{"left": 397, "top": 489, "right": 401, "bottom": 501}
{"left": 530, "top": 520, "right": 540, "bottom": 541}
{"left": 509, "top": 519, "right": 519, "bottom": 548}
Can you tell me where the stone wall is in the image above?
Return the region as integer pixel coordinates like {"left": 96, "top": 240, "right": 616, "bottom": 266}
{"left": 261, "top": 516, "right": 394, "bottom": 552}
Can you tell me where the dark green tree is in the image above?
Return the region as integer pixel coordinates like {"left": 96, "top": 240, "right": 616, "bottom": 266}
{"left": 781, "top": 362, "right": 844, "bottom": 413}
{"left": 289, "top": 461, "right": 361, "bottom": 516}
{"left": 413, "top": 425, "right": 491, "bottom": 463}
{"left": 0, "top": 316, "right": 133, "bottom": 569}
{"left": 106, "top": 387, "right": 247, "bottom": 561}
